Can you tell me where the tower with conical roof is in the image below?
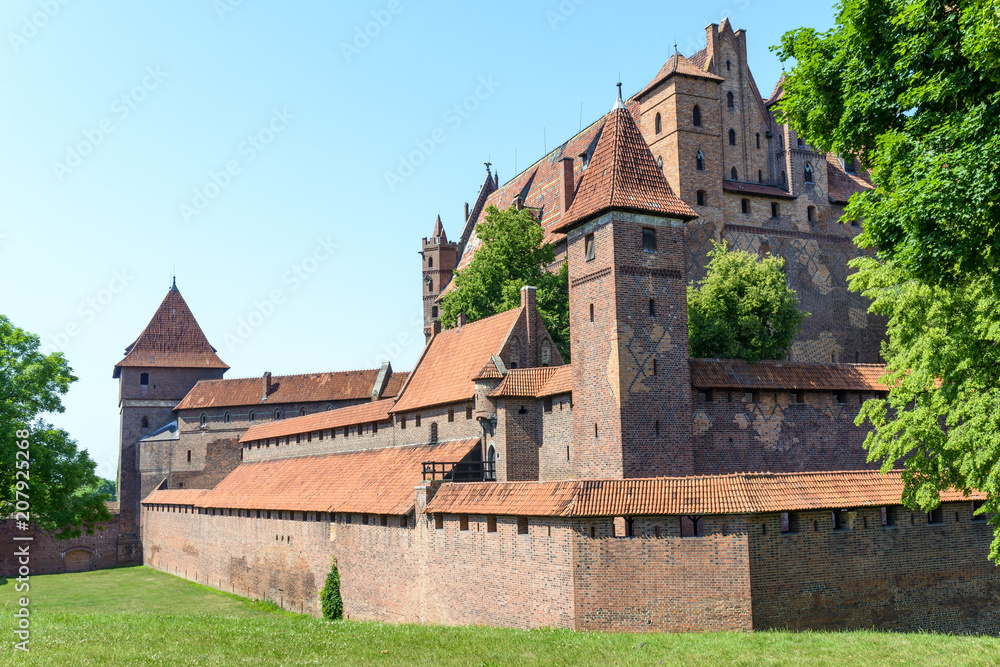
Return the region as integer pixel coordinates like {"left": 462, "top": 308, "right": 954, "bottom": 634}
{"left": 421, "top": 215, "right": 458, "bottom": 341}
{"left": 551, "top": 86, "right": 698, "bottom": 479}
{"left": 112, "top": 281, "right": 228, "bottom": 561}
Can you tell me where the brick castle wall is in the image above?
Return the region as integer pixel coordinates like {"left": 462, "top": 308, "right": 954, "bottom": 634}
{"left": 0, "top": 514, "right": 125, "bottom": 576}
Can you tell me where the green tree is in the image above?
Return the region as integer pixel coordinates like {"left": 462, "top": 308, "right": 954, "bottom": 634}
{"left": 76, "top": 477, "right": 116, "bottom": 502}
{"left": 687, "top": 242, "right": 807, "bottom": 362}
{"left": 777, "top": 1, "right": 1000, "bottom": 559}
{"left": 319, "top": 555, "right": 343, "bottom": 620}
{"left": 441, "top": 205, "right": 570, "bottom": 359}
{"left": 0, "top": 315, "right": 109, "bottom": 538}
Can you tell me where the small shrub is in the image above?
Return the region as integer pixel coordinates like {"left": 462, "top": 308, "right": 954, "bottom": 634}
{"left": 319, "top": 556, "right": 343, "bottom": 620}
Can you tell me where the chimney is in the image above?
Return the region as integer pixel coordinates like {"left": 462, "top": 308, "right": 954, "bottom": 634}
{"left": 560, "top": 157, "right": 575, "bottom": 213}
{"left": 432, "top": 320, "right": 442, "bottom": 336}
{"left": 457, "top": 313, "right": 467, "bottom": 330}
{"left": 520, "top": 286, "right": 537, "bottom": 367}
{"left": 464, "top": 202, "right": 469, "bottom": 221}
{"left": 261, "top": 371, "right": 272, "bottom": 400}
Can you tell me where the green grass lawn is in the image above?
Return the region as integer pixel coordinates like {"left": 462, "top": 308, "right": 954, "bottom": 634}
{"left": 1, "top": 567, "right": 998, "bottom": 666}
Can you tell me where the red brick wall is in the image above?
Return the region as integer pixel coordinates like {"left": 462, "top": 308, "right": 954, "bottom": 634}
{"left": 0, "top": 515, "right": 125, "bottom": 576}
{"left": 749, "top": 503, "right": 1000, "bottom": 633}
{"left": 540, "top": 393, "right": 573, "bottom": 479}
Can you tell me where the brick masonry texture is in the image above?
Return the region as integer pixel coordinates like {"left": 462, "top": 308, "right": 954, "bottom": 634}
{"left": 0, "top": 513, "right": 128, "bottom": 576}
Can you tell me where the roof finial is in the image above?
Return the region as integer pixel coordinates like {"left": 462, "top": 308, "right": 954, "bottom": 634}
{"left": 674, "top": 40, "right": 678, "bottom": 55}
{"left": 170, "top": 266, "right": 177, "bottom": 292}
{"left": 612, "top": 81, "right": 625, "bottom": 110}
{"left": 170, "top": 275, "right": 178, "bottom": 292}
{"left": 484, "top": 160, "right": 492, "bottom": 174}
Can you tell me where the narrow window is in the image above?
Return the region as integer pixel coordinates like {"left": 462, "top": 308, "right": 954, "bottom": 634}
{"left": 430, "top": 422, "right": 438, "bottom": 443}
{"left": 750, "top": 389, "right": 760, "bottom": 403}
{"left": 657, "top": 155, "right": 663, "bottom": 169}
{"left": 807, "top": 206, "right": 816, "bottom": 222}
{"left": 594, "top": 423, "right": 598, "bottom": 438}
{"left": 855, "top": 351, "right": 860, "bottom": 363}
{"left": 642, "top": 227, "right": 657, "bottom": 253}
{"left": 428, "top": 280, "right": 433, "bottom": 292}
{"left": 584, "top": 233, "right": 595, "bottom": 261}
{"left": 696, "top": 190, "right": 705, "bottom": 206}
{"left": 652, "top": 358, "right": 657, "bottom": 375}
{"left": 797, "top": 137, "right": 804, "bottom": 147}
{"left": 781, "top": 170, "right": 787, "bottom": 184}
{"left": 589, "top": 303, "right": 594, "bottom": 322}
{"left": 248, "top": 410, "right": 255, "bottom": 423}
{"left": 927, "top": 508, "right": 942, "bottom": 524}
{"left": 200, "top": 412, "right": 207, "bottom": 426}
{"left": 487, "top": 515, "right": 497, "bottom": 532}
{"left": 728, "top": 128, "right": 736, "bottom": 146}
{"left": 693, "top": 105, "right": 701, "bottom": 127}
{"left": 696, "top": 150, "right": 705, "bottom": 171}
{"left": 448, "top": 407, "right": 454, "bottom": 422}
{"left": 654, "top": 112, "right": 662, "bottom": 134}
{"left": 466, "top": 404, "right": 473, "bottom": 420}
{"left": 431, "top": 305, "right": 438, "bottom": 318}
{"left": 727, "top": 91, "right": 734, "bottom": 107}
{"left": 141, "top": 416, "right": 149, "bottom": 429}
{"left": 415, "top": 414, "right": 421, "bottom": 427}
{"left": 704, "top": 389, "right": 714, "bottom": 402}
{"left": 299, "top": 407, "right": 306, "bottom": 417}
{"left": 380, "top": 515, "right": 388, "bottom": 527}
{"left": 756, "top": 133, "right": 760, "bottom": 149}
{"left": 140, "top": 373, "right": 149, "bottom": 386}
{"left": 758, "top": 170, "right": 763, "bottom": 183}
{"left": 435, "top": 514, "right": 443, "bottom": 530}
{"left": 741, "top": 198, "right": 750, "bottom": 214}
{"left": 543, "top": 396, "right": 553, "bottom": 412}
{"left": 459, "top": 515, "right": 469, "bottom": 531}
{"left": 804, "top": 161, "right": 814, "bottom": 182}
{"left": 794, "top": 389, "right": 805, "bottom": 403}
{"left": 832, "top": 511, "right": 843, "bottom": 530}
{"left": 186, "top": 450, "right": 191, "bottom": 462}
{"left": 428, "top": 256, "right": 433, "bottom": 268}
{"left": 357, "top": 424, "right": 364, "bottom": 436}
{"left": 517, "top": 516, "right": 529, "bottom": 534}
{"left": 274, "top": 409, "right": 281, "bottom": 420}
{"left": 344, "top": 425, "right": 349, "bottom": 438}
{"left": 649, "top": 299, "right": 656, "bottom": 317}
{"left": 654, "top": 420, "right": 660, "bottom": 436}
{"left": 400, "top": 415, "right": 406, "bottom": 429}
{"left": 771, "top": 202, "right": 779, "bottom": 217}
{"left": 371, "top": 422, "right": 377, "bottom": 435}
{"left": 731, "top": 166, "right": 739, "bottom": 180}
{"left": 835, "top": 391, "right": 847, "bottom": 404}
{"left": 972, "top": 501, "right": 986, "bottom": 522}
{"left": 844, "top": 156, "right": 856, "bottom": 173}
{"left": 400, "top": 515, "right": 408, "bottom": 528}
{"left": 224, "top": 411, "right": 231, "bottom": 424}
{"left": 625, "top": 517, "right": 635, "bottom": 537}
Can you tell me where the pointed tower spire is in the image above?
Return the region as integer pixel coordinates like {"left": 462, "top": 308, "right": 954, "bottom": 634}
{"left": 612, "top": 81, "right": 625, "bottom": 110}
{"left": 170, "top": 276, "right": 178, "bottom": 292}
{"left": 432, "top": 214, "right": 446, "bottom": 241}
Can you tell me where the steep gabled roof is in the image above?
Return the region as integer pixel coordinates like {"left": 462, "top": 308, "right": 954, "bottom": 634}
{"left": 173, "top": 369, "right": 408, "bottom": 411}
{"left": 689, "top": 359, "right": 888, "bottom": 391}
{"left": 765, "top": 74, "right": 785, "bottom": 108}
{"left": 113, "top": 287, "right": 228, "bottom": 377}
{"left": 392, "top": 308, "right": 522, "bottom": 413}
{"left": 551, "top": 103, "right": 697, "bottom": 233}
{"left": 827, "top": 153, "right": 874, "bottom": 204}
{"left": 424, "top": 470, "right": 983, "bottom": 518}
{"left": 183, "top": 439, "right": 480, "bottom": 515}
{"left": 635, "top": 51, "right": 724, "bottom": 98}
{"left": 722, "top": 181, "right": 795, "bottom": 200}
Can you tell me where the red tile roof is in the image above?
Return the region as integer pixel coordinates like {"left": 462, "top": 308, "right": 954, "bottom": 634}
{"left": 113, "top": 288, "right": 228, "bottom": 377}
{"left": 174, "top": 369, "right": 408, "bottom": 411}
{"left": 472, "top": 357, "right": 506, "bottom": 381}
{"left": 827, "top": 153, "right": 873, "bottom": 204}
{"left": 142, "top": 489, "right": 209, "bottom": 505}
{"left": 392, "top": 308, "right": 522, "bottom": 413}
{"left": 722, "top": 181, "right": 796, "bottom": 200}
{"left": 239, "top": 399, "right": 393, "bottom": 443}
{"left": 689, "top": 359, "right": 888, "bottom": 391}
{"left": 424, "top": 470, "right": 983, "bottom": 517}
{"left": 635, "top": 52, "right": 724, "bottom": 98}
{"left": 551, "top": 105, "right": 697, "bottom": 233}
{"left": 489, "top": 365, "right": 573, "bottom": 398}
{"left": 189, "top": 439, "right": 480, "bottom": 515}
{"left": 765, "top": 75, "right": 785, "bottom": 107}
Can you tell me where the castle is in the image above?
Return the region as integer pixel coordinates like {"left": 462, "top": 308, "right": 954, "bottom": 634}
{"left": 6, "top": 21, "right": 998, "bottom": 633}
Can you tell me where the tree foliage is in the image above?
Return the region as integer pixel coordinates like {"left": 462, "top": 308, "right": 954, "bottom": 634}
{"left": 0, "top": 315, "right": 109, "bottom": 538}
{"left": 440, "top": 205, "right": 570, "bottom": 359}
{"left": 319, "top": 555, "right": 343, "bottom": 620}
{"left": 687, "top": 242, "right": 807, "bottom": 362}
{"left": 777, "top": 1, "right": 1000, "bottom": 559}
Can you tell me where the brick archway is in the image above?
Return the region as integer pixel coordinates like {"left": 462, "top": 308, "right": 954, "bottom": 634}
{"left": 64, "top": 548, "right": 93, "bottom": 572}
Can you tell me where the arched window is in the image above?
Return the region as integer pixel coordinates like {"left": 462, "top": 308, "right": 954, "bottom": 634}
{"left": 200, "top": 413, "right": 207, "bottom": 426}
{"left": 428, "top": 257, "right": 433, "bottom": 268}
{"left": 224, "top": 411, "right": 231, "bottom": 424}
{"left": 728, "top": 128, "right": 736, "bottom": 146}
{"left": 731, "top": 166, "right": 738, "bottom": 180}
{"left": 486, "top": 445, "right": 496, "bottom": 481}
{"left": 657, "top": 155, "right": 663, "bottom": 169}
{"left": 695, "top": 150, "right": 704, "bottom": 171}
{"left": 429, "top": 422, "right": 438, "bottom": 443}
{"left": 758, "top": 170, "right": 763, "bottom": 183}
{"left": 248, "top": 410, "right": 255, "bottom": 423}
{"left": 692, "top": 105, "right": 701, "bottom": 127}
{"left": 804, "top": 161, "right": 814, "bottom": 182}
{"left": 727, "top": 91, "right": 734, "bottom": 108}
{"left": 274, "top": 409, "right": 281, "bottom": 420}
{"left": 299, "top": 407, "right": 306, "bottom": 417}
{"left": 427, "top": 280, "right": 433, "bottom": 292}
{"left": 654, "top": 112, "right": 662, "bottom": 134}
{"left": 431, "top": 305, "right": 438, "bottom": 318}
{"left": 141, "top": 416, "right": 149, "bottom": 429}
{"left": 326, "top": 404, "right": 334, "bottom": 411}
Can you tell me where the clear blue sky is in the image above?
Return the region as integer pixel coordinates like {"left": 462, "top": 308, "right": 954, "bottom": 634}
{"left": 0, "top": 0, "right": 836, "bottom": 480}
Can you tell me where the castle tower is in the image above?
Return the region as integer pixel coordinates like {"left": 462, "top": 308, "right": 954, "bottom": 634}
{"left": 112, "top": 280, "right": 228, "bottom": 561}
{"left": 421, "top": 216, "right": 458, "bottom": 341}
{"left": 551, "top": 86, "right": 698, "bottom": 479}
